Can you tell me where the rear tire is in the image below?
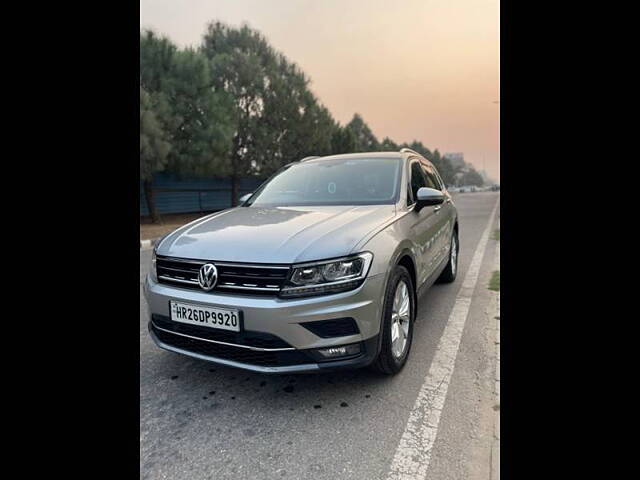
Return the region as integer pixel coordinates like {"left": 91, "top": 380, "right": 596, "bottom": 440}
{"left": 371, "top": 265, "right": 415, "bottom": 375}
{"left": 437, "top": 229, "right": 459, "bottom": 284}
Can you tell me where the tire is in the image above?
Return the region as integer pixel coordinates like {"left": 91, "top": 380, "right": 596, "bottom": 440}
{"left": 437, "top": 229, "right": 459, "bottom": 284}
{"left": 371, "top": 265, "right": 415, "bottom": 375}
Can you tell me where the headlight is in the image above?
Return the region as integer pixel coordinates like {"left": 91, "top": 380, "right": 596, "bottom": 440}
{"left": 280, "top": 252, "right": 373, "bottom": 298}
{"left": 150, "top": 249, "right": 158, "bottom": 282}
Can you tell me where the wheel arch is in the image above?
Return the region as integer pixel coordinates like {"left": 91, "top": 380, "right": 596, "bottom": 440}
{"left": 391, "top": 246, "right": 419, "bottom": 320}
{"left": 371, "top": 245, "right": 420, "bottom": 363}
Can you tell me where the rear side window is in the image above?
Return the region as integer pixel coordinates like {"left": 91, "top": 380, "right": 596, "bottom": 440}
{"left": 408, "top": 161, "right": 427, "bottom": 205}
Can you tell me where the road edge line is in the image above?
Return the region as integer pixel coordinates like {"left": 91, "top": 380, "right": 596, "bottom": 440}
{"left": 491, "top": 237, "right": 500, "bottom": 480}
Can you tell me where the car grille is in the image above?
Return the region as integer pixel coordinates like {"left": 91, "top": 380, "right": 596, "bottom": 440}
{"left": 156, "top": 255, "right": 290, "bottom": 295}
{"left": 150, "top": 322, "right": 314, "bottom": 367}
{"left": 151, "top": 314, "right": 291, "bottom": 349}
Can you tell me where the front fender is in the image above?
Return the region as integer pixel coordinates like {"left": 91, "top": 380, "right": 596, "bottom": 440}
{"left": 356, "top": 217, "right": 419, "bottom": 279}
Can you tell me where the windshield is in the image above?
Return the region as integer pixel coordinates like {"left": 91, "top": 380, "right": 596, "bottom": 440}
{"left": 246, "top": 157, "right": 402, "bottom": 207}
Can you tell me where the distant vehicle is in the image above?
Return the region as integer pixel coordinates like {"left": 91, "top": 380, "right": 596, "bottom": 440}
{"left": 490, "top": 184, "right": 500, "bottom": 192}
{"left": 457, "top": 185, "right": 482, "bottom": 193}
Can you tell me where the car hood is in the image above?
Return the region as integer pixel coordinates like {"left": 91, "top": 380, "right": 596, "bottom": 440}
{"left": 156, "top": 205, "right": 396, "bottom": 264}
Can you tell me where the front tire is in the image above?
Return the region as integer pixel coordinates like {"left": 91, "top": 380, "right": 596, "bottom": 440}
{"left": 372, "top": 265, "right": 415, "bottom": 375}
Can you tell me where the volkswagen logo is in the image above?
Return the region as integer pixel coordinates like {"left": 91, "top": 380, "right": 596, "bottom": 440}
{"left": 198, "top": 263, "right": 218, "bottom": 291}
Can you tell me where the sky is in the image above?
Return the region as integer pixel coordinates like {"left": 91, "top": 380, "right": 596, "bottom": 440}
{"left": 140, "top": 0, "right": 500, "bottom": 181}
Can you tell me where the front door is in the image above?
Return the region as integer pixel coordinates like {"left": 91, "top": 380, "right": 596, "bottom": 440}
{"left": 407, "top": 160, "right": 441, "bottom": 287}
{"left": 422, "top": 162, "right": 453, "bottom": 267}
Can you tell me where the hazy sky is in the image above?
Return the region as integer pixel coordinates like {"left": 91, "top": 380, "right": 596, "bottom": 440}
{"left": 140, "top": 0, "right": 500, "bottom": 181}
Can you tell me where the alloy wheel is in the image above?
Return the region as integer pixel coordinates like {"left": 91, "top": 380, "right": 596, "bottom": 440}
{"left": 391, "top": 280, "right": 411, "bottom": 358}
{"left": 451, "top": 235, "right": 458, "bottom": 276}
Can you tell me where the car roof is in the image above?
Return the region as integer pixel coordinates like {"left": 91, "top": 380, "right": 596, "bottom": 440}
{"left": 301, "top": 151, "right": 408, "bottom": 164}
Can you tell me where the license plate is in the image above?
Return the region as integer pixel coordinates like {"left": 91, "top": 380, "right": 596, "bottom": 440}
{"left": 170, "top": 301, "right": 240, "bottom": 332}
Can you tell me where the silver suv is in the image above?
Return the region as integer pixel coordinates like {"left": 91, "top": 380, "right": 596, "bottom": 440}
{"left": 144, "top": 149, "right": 458, "bottom": 375}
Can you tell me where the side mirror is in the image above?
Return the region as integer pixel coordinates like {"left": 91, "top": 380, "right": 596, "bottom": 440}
{"left": 416, "top": 187, "right": 445, "bottom": 210}
{"left": 239, "top": 193, "right": 252, "bottom": 204}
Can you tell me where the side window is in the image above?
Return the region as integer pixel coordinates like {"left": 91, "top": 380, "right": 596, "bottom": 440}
{"left": 408, "top": 161, "right": 427, "bottom": 205}
{"left": 432, "top": 168, "right": 446, "bottom": 190}
{"left": 422, "top": 164, "right": 442, "bottom": 190}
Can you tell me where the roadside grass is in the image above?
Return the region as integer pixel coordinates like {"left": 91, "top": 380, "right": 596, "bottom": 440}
{"left": 491, "top": 229, "right": 500, "bottom": 241}
{"left": 488, "top": 270, "right": 500, "bottom": 291}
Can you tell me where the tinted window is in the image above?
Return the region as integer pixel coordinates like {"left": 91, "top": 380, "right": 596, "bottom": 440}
{"left": 422, "top": 164, "right": 442, "bottom": 190}
{"left": 409, "top": 161, "right": 427, "bottom": 204}
{"left": 432, "top": 168, "right": 445, "bottom": 190}
{"left": 247, "top": 157, "right": 402, "bottom": 207}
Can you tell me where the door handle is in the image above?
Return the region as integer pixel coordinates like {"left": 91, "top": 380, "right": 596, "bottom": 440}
{"left": 434, "top": 205, "right": 442, "bottom": 212}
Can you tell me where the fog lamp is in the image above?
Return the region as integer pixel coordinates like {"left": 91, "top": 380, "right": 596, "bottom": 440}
{"left": 316, "top": 343, "right": 361, "bottom": 359}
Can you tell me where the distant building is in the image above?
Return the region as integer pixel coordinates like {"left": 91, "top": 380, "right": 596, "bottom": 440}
{"left": 479, "top": 169, "right": 492, "bottom": 184}
{"left": 444, "top": 153, "right": 465, "bottom": 169}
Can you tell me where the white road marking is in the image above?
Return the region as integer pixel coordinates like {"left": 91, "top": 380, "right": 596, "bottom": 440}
{"left": 387, "top": 198, "right": 500, "bottom": 480}
{"left": 491, "top": 238, "right": 501, "bottom": 480}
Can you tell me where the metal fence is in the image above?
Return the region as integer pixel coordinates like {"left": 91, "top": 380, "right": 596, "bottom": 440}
{"left": 140, "top": 173, "right": 265, "bottom": 216}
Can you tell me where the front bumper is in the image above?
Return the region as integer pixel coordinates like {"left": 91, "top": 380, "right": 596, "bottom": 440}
{"left": 143, "top": 273, "right": 387, "bottom": 373}
{"left": 149, "top": 321, "right": 379, "bottom": 373}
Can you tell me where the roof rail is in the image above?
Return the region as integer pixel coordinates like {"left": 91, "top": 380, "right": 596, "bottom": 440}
{"left": 400, "top": 148, "right": 421, "bottom": 156}
{"left": 300, "top": 156, "right": 321, "bottom": 162}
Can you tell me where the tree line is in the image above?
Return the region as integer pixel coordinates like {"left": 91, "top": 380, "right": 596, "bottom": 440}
{"left": 140, "top": 21, "right": 484, "bottom": 222}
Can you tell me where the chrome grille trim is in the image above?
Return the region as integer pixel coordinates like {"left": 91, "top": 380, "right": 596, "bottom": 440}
{"left": 214, "top": 262, "right": 289, "bottom": 270}
{"left": 158, "top": 276, "right": 198, "bottom": 286}
{"left": 151, "top": 322, "right": 295, "bottom": 351}
{"left": 217, "top": 284, "right": 280, "bottom": 292}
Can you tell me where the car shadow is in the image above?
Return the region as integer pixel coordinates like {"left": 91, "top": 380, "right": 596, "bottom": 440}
{"left": 144, "top": 348, "right": 403, "bottom": 416}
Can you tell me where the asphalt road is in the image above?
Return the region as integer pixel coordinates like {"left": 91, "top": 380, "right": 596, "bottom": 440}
{"left": 140, "top": 192, "right": 500, "bottom": 480}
